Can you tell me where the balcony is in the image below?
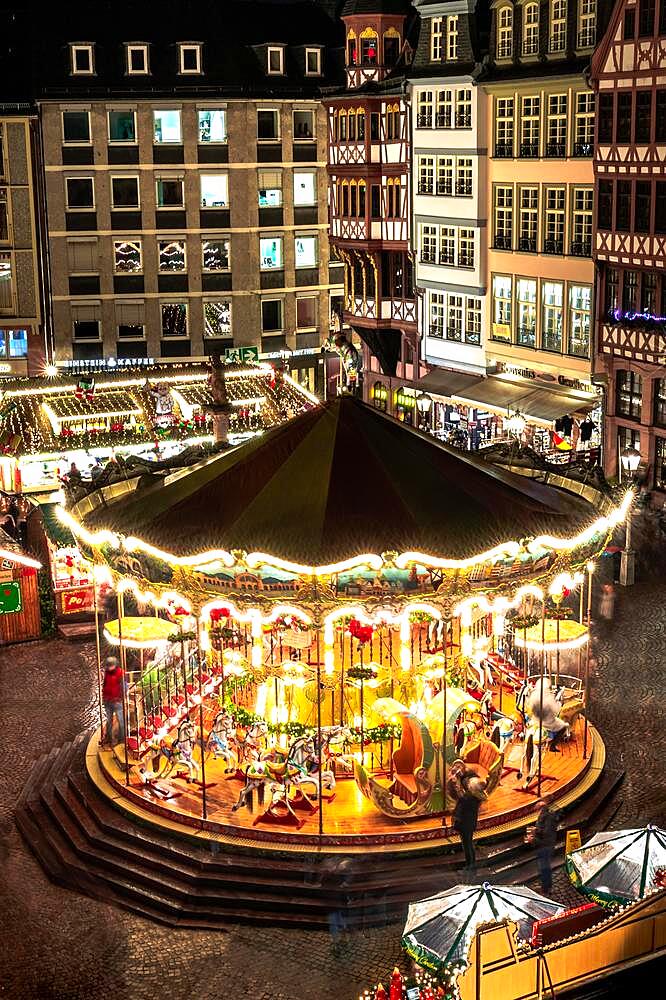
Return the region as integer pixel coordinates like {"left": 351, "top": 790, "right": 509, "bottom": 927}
{"left": 436, "top": 112, "right": 452, "bottom": 128}
{"left": 573, "top": 141, "right": 593, "bottom": 157}
{"left": 455, "top": 181, "right": 473, "bottom": 196}
{"left": 570, "top": 240, "right": 592, "bottom": 257}
{"left": 495, "top": 141, "right": 514, "bottom": 158}
{"left": 543, "top": 238, "right": 564, "bottom": 255}
{"left": 518, "top": 237, "right": 537, "bottom": 252}
{"left": 519, "top": 142, "right": 539, "bottom": 158}
{"left": 417, "top": 114, "right": 433, "bottom": 128}
{"left": 493, "top": 235, "right": 512, "bottom": 250}
{"left": 455, "top": 113, "right": 472, "bottom": 129}
{"left": 439, "top": 250, "right": 455, "bottom": 265}
{"left": 417, "top": 183, "right": 434, "bottom": 195}
{"left": 546, "top": 142, "right": 566, "bottom": 158}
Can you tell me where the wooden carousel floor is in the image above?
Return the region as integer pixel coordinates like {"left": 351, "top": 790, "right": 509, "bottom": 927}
{"left": 93, "top": 718, "right": 604, "bottom": 851}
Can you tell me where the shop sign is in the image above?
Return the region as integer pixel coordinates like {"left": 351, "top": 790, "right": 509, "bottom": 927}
{"left": 0, "top": 580, "right": 21, "bottom": 615}
{"left": 496, "top": 362, "right": 595, "bottom": 395}
{"left": 61, "top": 358, "right": 156, "bottom": 371}
{"left": 225, "top": 347, "right": 259, "bottom": 363}
{"left": 557, "top": 374, "right": 596, "bottom": 395}
{"left": 62, "top": 587, "right": 94, "bottom": 615}
{"left": 491, "top": 323, "right": 511, "bottom": 342}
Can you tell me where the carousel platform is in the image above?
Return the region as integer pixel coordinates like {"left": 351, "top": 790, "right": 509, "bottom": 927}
{"left": 15, "top": 726, "right": 624, "bottom": 930}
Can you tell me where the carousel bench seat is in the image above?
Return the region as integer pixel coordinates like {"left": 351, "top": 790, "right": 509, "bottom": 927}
{"left": 462, "top": 738, "right": 504, "bottom": 795}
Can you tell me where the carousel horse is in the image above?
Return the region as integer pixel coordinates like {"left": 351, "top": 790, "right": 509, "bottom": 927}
{"left": 526, "top": 677, "right": 571, "bottom": 752}
{"left": 231, "top": 760, "right": 273, "bottom": 811}
{"left": 490, "top": 715, "right": 515, "bottom": 749}
{"left": 234, "top": 718, "right": 268, "bottom": 766}
{"left": 516, "top": 724, "right": 550, "bottom": 790}
{"left": 172, "top": 717, "right": 200, "bottom": 782}
{"left": 206, "top": 709, "right": 237, "bottom": 771}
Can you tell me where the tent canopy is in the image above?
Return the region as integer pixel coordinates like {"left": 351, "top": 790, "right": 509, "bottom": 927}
{"left": 83, "top": 396, "right": 592, "bottom": 565}
{"left": 566, "top": 826, "right": 666, "bottom": 905}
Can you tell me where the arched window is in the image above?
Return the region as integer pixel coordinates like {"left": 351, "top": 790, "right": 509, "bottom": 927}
{"left": 356, "top": 107, "right": 366, "bottom": 141}
{"left": 360, "top": 28, "right": 379, "bottom": 65}
{"left": 497, "top": 6, "right": 513, "bottom": 58}
{"left": 347, "top": 30, "right": 357, "bottom": 66}
{"left": 385, "top": 102, "right": 400, "bottom": 140}
{"left": 383, "top": 28, "right": 400, "bottom": 66}
{"left": 550, "top": 0, "right": 567, "bottom": 52}
{"left": 348, "top": 107, "right": 356, "bottom": 142}
{"left": 358, "top": 179, "right": 366, "bottom": 217}
{"left": 522, "top": 3, "right": 539, "bottom": 55}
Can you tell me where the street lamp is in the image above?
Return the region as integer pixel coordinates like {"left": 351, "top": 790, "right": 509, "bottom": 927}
{"left": 416, "top": 392, "right": 433, "bottom": 431}
{"left": 506, "top": 410, "right": 526, "bottom": 438}
{"left": 619, "top": 446, "right": 640, "bottom": 586}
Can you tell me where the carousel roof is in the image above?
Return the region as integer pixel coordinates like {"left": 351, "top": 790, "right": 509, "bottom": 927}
{"left": 83, "top": 395, "right": 593, "bottom": 564}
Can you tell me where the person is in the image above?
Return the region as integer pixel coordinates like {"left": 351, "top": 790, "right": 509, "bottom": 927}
{"left": 453, "top": 775, "right": 487, "bottom": 872}
{"left": 67, "top": 462, "right": 82, "bottom": 483}
{"left": 102, "top": 656, "right": 125, "bottom": 746}
{"left": 533, "top": 798, "right": 558, "bottom": 894}
{"left": 598, "top": 584, "right": 616, "bottom": 634}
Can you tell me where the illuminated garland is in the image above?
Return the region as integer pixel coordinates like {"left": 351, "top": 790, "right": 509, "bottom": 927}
{"left": 222, "top": 700, "right": 401, "bottom": 743}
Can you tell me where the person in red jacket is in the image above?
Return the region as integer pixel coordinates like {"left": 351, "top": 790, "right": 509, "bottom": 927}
{"left": 102, "top": 656, "right": 125, "bottom": 746}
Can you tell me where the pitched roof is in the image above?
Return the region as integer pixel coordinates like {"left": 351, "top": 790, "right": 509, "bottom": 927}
{"left": 84, "top": 395, "right": 593, "bottom": 564}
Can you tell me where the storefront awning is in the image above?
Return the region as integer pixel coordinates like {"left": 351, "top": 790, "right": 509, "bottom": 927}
{"left": 420, "top": 369, "right": 484, "bottom": 398}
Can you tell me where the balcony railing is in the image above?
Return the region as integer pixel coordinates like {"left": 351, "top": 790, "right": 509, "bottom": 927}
{"left": 421, "top": 251, "right": 436, "bottom": 263}
{"left": 543, "top": 238, "right": 564, "bottom": 255}
{"left": 447, "top": 326, "right": 463, "bottom": 341}
{"left": 436, "top": 182, "right": 453, "bottom": 196}
{"left": 455, "top": 113, "right": 472, "bottom": 128}
{"left": 417, "top": 113, "right": 433, "bottom": 128}
{"left": 455, "top": 181, "right": 473, "bottom": 196}
{"left": 546, "top": 142, "right": 566, "bottom": 158}
{"left": 518, "top": 236, "right": 537, "bottom": 252}
{"left": 519, "top": 142, "right": 539, "bottom": 158}
{"left": 494, "top": 235, "right": 512, "bottom": 250}
{"left": 517, "top": 326, "right": 536, "bottom": 347}
{"left": 458, "top": 253, "right": 475, "bottom": 268}
{"left": 439, "top": 250, "right": 455, "bottom": 265}
{"left": 573, "top": 141, "right": 593, "bottom": 157}
{"left": 436, "top": 111, "right": 452, "bottom": 128}
{"left": 577, "top": 28, "right": 596, "bottom": 47}
{"left": 417, "top": 183, "right": 434, "bottom": 194}
{"left": 430, "top": 324, "right": 444, "bottom": 338}
{"left": 495, "top": 141, "right": 514, "bottom": 158}
{"left": 522, "top": 41, "right": 539, "bottom": 56}
{"left": 570, "top": 240, "right": 592, "bottom": 257}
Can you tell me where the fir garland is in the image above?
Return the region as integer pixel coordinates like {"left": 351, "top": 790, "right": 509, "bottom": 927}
{"left": 219, "top": 698, "right": 401, "bottom": 743}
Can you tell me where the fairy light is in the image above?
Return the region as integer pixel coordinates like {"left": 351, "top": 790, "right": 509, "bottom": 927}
{"left": 246, "top": 552, "right": 384, "bottom": 576}
{"left": 0, "top": 548, "right": 41, "bottom": 570}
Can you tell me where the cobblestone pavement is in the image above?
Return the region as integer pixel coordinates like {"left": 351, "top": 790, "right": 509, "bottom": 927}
{"left": 0, "top": 566, "right": 665, "bottom": 999}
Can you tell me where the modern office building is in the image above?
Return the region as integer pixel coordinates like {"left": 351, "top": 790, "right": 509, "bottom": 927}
{"left": 592, "top": 0, "right": 666, "bottom": 490}
{"left": 31, "top": 0, "right": 346, "bottom": 394}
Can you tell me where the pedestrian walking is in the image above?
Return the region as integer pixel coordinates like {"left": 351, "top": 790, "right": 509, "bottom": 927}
{"left": 453, "top": 775, "right": 486, "bottom": 872}
{"left": 533, "top": 798, "right": 558, "bottom": 894}
{"left": 598, "top": 584, "right": 616, "bottom": 635}
{"left": 102, "top": 656, "right": 125, "bottom": 746}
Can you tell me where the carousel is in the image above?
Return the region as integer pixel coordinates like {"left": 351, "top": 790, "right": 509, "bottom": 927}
{"left": 60, "top": 396, "right": 630, "bottom": 850}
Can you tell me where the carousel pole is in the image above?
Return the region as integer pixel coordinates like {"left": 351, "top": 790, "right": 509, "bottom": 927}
{"left": 315, "top": 621, "right": 323, "bottom": 839}
{"left": 583, "top": 561, "right": 594, "bottom": 760}
{"left": 359, "top": 641, "right": 365, "bottom": 768}
{"left": 442, "top": 619, "right": 448, "bottom": 828}
{"left": 93, "top": 573, "right": 103, "bottom": 734}
{"left": 195, "top": 617, "right": 208, "bottom": 822}
{"left": 537, "top": 596, "right": 546, "bottom": 797}
{"left": 556, "top": 616, "right": 561, "bottom": 688}
{"left": 117, "top": 590, "right": 131, "bottom": 787}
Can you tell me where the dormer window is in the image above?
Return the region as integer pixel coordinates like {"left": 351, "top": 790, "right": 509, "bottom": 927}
{"left": 360, "top": 29, "right": 378, "bottom": 66}
{"left": 70, "top": 44, "right": 94, "bottom": 75}
{"left": 431, "top": 18, "right": 443, "bottom": 60}
{"left": 305, "top": 47, "right": 322, "bottom": 76}
{"left": 446, "top": 15, "right": 459, "bottom": 60}
{"left": 522, "top": 4, "right": 540, "bottom": 55}
{"left": 383, "top": 29, "right": 400, "bottom": 66}
{"left": 497, "top": 7, "right": 514, "bottom": 59}
{"left": 179, "top": 43, "right": 202, "bottom": 74}
{"left": 268, "top": 46, "right": 285, "bottom": 75}
{"left": 127, "top": 44, "right": 149, "bottom": 75}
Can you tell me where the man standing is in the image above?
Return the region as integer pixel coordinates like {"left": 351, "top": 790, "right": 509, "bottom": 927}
{"left": 453, "top": 775, "right": 486, "bottom": 872}
{"left": 533, "top": 798, "right": 558, "bottom": 893}
{"left": 102, "top": 656, "right": 125, "bottom": 747}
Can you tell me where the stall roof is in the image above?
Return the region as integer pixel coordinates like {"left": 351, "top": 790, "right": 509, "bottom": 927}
{"left": 40, "top": 502, "right": 76, "bottom": 548}
{"left": 83, "top": 395, "right": 594, "bottom": 564}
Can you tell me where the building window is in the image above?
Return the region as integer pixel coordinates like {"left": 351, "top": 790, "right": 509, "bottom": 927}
{"left": 436, "top": 89, "right": 453, "bottom": 128}
{"left": 516, "top": 278, "right": 537, "bottom": 347}
{"left": 616, "top": 180, "right": 631, "bottom": 231}
{"left": 113, "top": 240, "right": 142, "bottom": 274}
{"left": 546, "top": 95, "right": 567, "bottom": 156}
{"left": 258, "top": 109, "right": 280, "bottom": 141}
{"left": 198, "top": 110, "right": 227, "bottom": 143}
{"left": 436, "top": 157, "right": 453, "bottom": 195}
{"left": 458, "top": 229, "right": 475, "bottom": 268}
{"left": 72, "top": 309, "right": 101, "bottom": 341}
{"left": 634, "top": 180, "right": 651, "bottom": 233}
{"left": 153, "top": 110, "right": 182, "bottom": 144}
{"left": 497, "top": 7, "right": 513, "bottom": 58}
{"left": 518, "top": 187, "right": 538, "bottom": 252}
{"left": 622, "top": 269, "right": 640, "bottom": 312}
{"left": 578, "top": 0, "right": 596, "bottom": 46}
{"left": 161, "top": 303, "right": 188, "bottom": 337}
{"left": 267, "top": 46, "right": 285, "bottom": 75}
{"left": 70, "top": 44, "right": 94, "bottom": 75}
{"left": 641, "top": 271, "right": 658, "bottom": 313}
{"left": 295, "top": 234, "right": 317, "bottom": 268}
{"left": 294, "top": 109, "right": 315, "bottom": 139}
{"left": 654, "top": 379, "right": 666, "bottom": 427}
{"left": 386, "top": 178, "right": 401, "bottom": 217}
{"left": 604, "top": 267, "right": 619, "bottom": 315}
{"left": 446, "top": 15, "right": 459, "bottom": 60}
{"left": 466, "top": 297, "right": 482, "bottom": 345}
{"left": 439, "top": 227, "right": 455, "bottom": 265}
{"left": 655, "top": 436, "right": 666, "bottom": 490}
{"left": 624, "top": 7, "right": 636, "bottom": 37}
{"left": 571, "top": 188, "right": 593, "bottom": 256}
{"left": 550, "top": 0, "right": 568, "bottom": 52}
{"left": 418, "top": 156, "right": 434, "bottom": 194}
{"left": 126, "top": 45, "right": 148, "bottom": 75}
{"left": 108, "top": 110, "right": 136, "bottom": 144}
{"left": 616, "top": 93, "right": 632, "bottom": 142}
{"left": 656, "top": 181, "right": 666, "bottom": 233}
{"left": 296, "top": 295, "right": 317, "bottom": 329}
{"left": 598, "top": 94, "right": 614, "bottom": 142}
{"left": 544, "top": 188, "right": 565, "bottom": 254}
{"left": 574, "top": 92, "right": 594, "bottom": 155}
{"left": 262, "top": 298, "right": 283, "bottom": 333}
{"left": 360, "top": 30, "right": 378, "bottom": 65}
{"left": 523, "top": 3, "right": 540, "bottom": 55}
{"left": 417, "top": 91, "right": 433, "bottom": 128}
{"left": 156, "top": 178, "right": 184, "bottom": 208}
{"left": 616, "top": 369, "right": 642, "bottom": 420}
{"left": 429, "top": 292, "right": 446, "bottom": 336}
{"left": 111, "top": 176, "right": 139, "bottom": 209}
{"left": 421, "top": 225, "right": 437, "bottom": 263}
{"left": 495, "top": 97, "right": 514, "bottom": 156}
{"left": 639, "top": 0, "right": 656, "bottom": 35}
{"left": 347, "top": 30, "right": 357, "bottom": 65}
{"left": 65, "top": 177, "right": 94, "bottom": 210}
{"left": 0, "top": 253, "right": 13, "bottom": 312}
{"left": 385, "top": 103, "right": 400, "bottom": 141}
{"left": 305, "top": 48, "right": 322, "bottom": 75}
{"left": 456, "top": 89, "right": 472, "bottom": 128}
{"left": 67, "top": 238, "right": 98, "bottom": 273}
{"left": 568, "top": 284, "right": 591, "bottom": 357}
{"left": 541, "top": 280, "right": 563, "bottom": 351}
{"left": 494, "top": 186, "right": 513, "bottom": 249}
{"left": 520, "top": 96, "right": 540, "bottom": 157}
{"left": 62, "top": 110, "right": 90, "bottom": 144}
{"left": 456, "top": 158, "right": 473, "bottom": 196}
{"left": 597, "top": 180, "right": 613, "bottom": 230}
{"left": 0, "top": 328, "right": 28, "bottom": 358}
{"left": 179, "top": 43, "right": 202, "bottom": 74}
{"left": 258, "top": 169, "right": 282, "bottom": 207}
{"left": 431, "top": 17, "right": 443, "bottom": 60}
{"left": 158, "top": 240, "right": 186, "bottom": 272}
{"left": 202, "top": 238, "right": 230, "bottom": 272}
{"left": 204, "top": 301, "right": 231, "bottom": 339}
{"left": 116, "top": 302, "right": 145, "bottom": 341}
{"left": 260, "top": 237, "right": 283, "bottom": 270}
{"left": 0, "top": 189, "right": 6, "bottom": 242}
{"left": 492, "top": 275, "right": 513, "bottom": 334}
{"left": 294, "top": 171, "right": 316, "bottom": 206}
{"left": 200, "top": 173, "right": 228, "bottom": 208}
{"left": 448, "top": 294, "right": 463, "bottom": 340}
{"left": 635, "top": 91, "right": 652, "bottom": 143}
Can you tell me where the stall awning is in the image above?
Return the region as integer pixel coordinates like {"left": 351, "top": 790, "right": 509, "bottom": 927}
{"left": 40, "top": 502, "right": 76, "bottom": 548}
{"left": 420, "top": 369, "right": 485, "bottom": 398}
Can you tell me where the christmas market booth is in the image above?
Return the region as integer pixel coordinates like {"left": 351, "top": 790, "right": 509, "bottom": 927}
{"left": 0, "top": 528, "right": 42, "bottom": 643}
{"left": 0, "top": 360, "right": 317, "bottom": 495}
{"left": 62, "top": 396, "right": 630, "bottom": 851}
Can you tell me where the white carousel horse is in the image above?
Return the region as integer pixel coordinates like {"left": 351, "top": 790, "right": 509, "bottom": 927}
{"left": 172, "top": 718, "right": 200, "bottom": 782}
{"left": 235, "top": 718, "right": 268, "bottom": 765}
{"left": 207, "top": 709, "right": 238, "bottom": 771}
